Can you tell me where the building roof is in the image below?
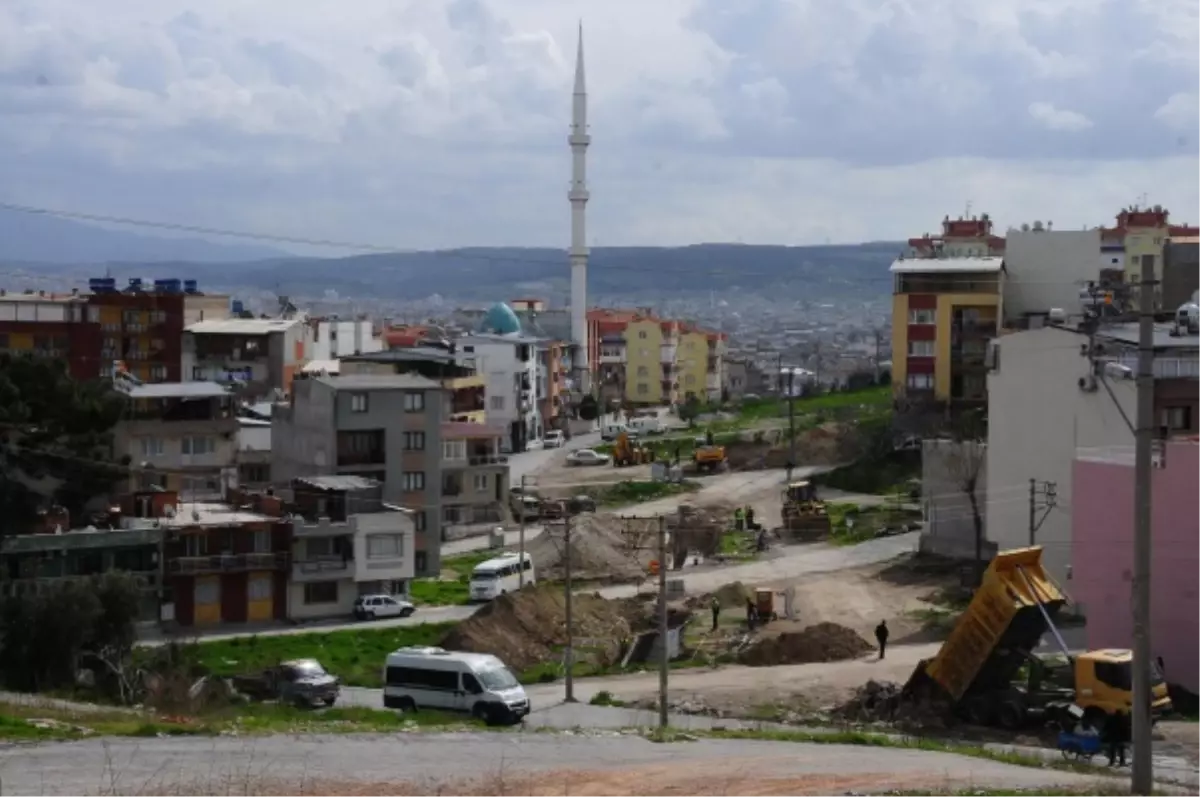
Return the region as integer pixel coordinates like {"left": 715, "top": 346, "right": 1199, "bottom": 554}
{"left": 889, "top": 256, "right": 1005, "bottom": 274}
{"left": 343, "top": 347, "right": 458, "bottom": 366}
{"left": 0, "top": 291, "right": 87, "bottom": 303}
{"left": 440, "top": 421, "right": 506, "bottom": 439}
{"left": 157, "top": 502, "right": 277, "bottom": 528}
{"left": 294, "top": 475, "right": 380, "bottom": 492}
{"left": 313, "top": 373, "right": 443, "bottom": 391}
{"left": 1097, "top": 323, "right": 1199, "bottom": 350}
{"left": 122, "top": 381, "right": 230, "bottom": 400}
{"left": 186, "top": 318, "right": 300, "bottom": 335}
{"left": 302, "top": 359, "right": 340, "bottom": 374}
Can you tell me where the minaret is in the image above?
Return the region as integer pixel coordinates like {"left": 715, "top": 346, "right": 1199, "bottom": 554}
{"left": 568, "top": 22, "right": 591, "bottom": 392}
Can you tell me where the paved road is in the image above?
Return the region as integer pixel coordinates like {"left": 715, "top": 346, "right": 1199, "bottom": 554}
{"left": 0, "top": 728, "right": 1119, "bottom": 795}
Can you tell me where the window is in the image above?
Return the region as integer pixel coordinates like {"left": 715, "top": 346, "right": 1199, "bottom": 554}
{"left": 490, "top": 395, "right": 505, "bottom": 411}
{"left": 442, "top": 440, "right": 466, "bottom": 460}
{"left": 304, "top": 581, "right": 339, "bottom": 605}
{"left": 1160, "top": 406, "right": 1193, "bottom": 432}
{"left": 184, "top": 534, "right": 207, "bottom": 557}
{"left": 367, "top": 534, "right": 404, "bottom": 559}
{"left": 413, "top": 511, "right": 427, "bottom": 532}
{"left": 182, "top": 436, "right": 214, "bottom": 455}
{"left": 306, "top": 536, "right": 334, "bottom": 557}
{"left": 385, "top": 666, "right": 459, "bottom": 691}
{"left": 637, "top": 382, "right": 649, "bottom": 395}
{"left": 141, "top": 437, "right": 164, "bottom": 458}
{"left": 908, "top": 340, "right": 935, "bottom": 357}
{"left": 192, "top": 366, "right": 205, "bottom": 380}
{"left": 252, "top": 530, "right": 271, "bottom": 553}
{"left": 403, "top": 392, "right": 425, "bottom": 412}
{"left": 473, "top": 473, "right": 488, "bottom": 492}
{"left": 637, "top": 365, "right": 648, "bottom": 376}
{"left": 402, "top": 471, "right": 425, "bottom": 491}
{"left": 248, "top": 575, "right": 272, "bottom": 601}
{"left": 350, "top": 393, "right": 369, "bottom": 413}
{"left": 908, "top": 309, "right": 935, "bottom": 325}
{"left": 403, "top": 431, "right": 426, "bottom": 451}
{"left": 638, "top": 330, "right": 647, "bottom": 339}
{"left": 87, "top": 306, "right": 100, "bottom": 323}
{"left": 149, "top": 365, "right": 167, "bottom": 382}
{"left": 906, "top": 373, "right": 934, "bottom": 390}
{"left": 414, "top": 551, "right": 428, "bottom": 574}
{"left": 462, "top": 673, "right": 482, "bottom": 694}
{"left": 462, "top": 345, "right": 475, "bottom": 353}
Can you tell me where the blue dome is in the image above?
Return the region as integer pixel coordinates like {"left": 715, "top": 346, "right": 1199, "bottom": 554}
{"left": 479, "top": 302, "right": 522, "bottom": 336}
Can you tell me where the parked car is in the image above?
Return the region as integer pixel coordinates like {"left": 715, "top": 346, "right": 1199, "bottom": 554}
{"left": 566, "top": 449, "right": 611, "bottom": 467}
{"left": 543, "top": 430, "right": 565, "bottom": 448}
{"left": 354, "top": 594, "right": 416, "bottom": 621}
{"left": 570, "top": 494, "right": 597, "bottom": 513}
{"left": 232, "top": 659, "right": 340, "bottom": 708}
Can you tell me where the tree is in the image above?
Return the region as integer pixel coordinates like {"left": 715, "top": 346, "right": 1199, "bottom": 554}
{"left": 940, "top": 408, "right": 989, "bottom": 584}
{"left": 0, "top": 354, "right": 127, "bottom": 533}
{"left": 577, "top": 394, "right": 599, "bottom": 422}
{"left": 677, "top": 394, "right": 702, "bottom": 426}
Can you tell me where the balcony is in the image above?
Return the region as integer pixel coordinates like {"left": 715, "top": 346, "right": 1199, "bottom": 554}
{"left": 170, "top": 552, "right": 289, "bottom": 574}
{"left": 1100, "top": 354, "right": 1200, "bottom": 380}
{"left": 292, "top": 556, "right": 352, "bottom": 581}
{"left": 599, "top": 349, "right": 626, "bottom": 364}
{"left": 442, "top": 478, "right": 463, "bottom": 498}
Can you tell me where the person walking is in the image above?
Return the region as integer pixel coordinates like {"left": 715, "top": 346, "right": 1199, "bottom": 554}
{"left": 874, "top": 620, "right": 889, "bottom": 660}
{"left": 1104, "top": 710, "right": 1129, "bottom": 767}
{"left": 710, "top": 596, "right": 721, "bottom": 632}
{"left": 734, "top": 506, "right": 745, "bottom": 531}
{"left": 745, "top": 596, "right": 757, "bottom": 632}
{"left": 746, "top": 506, "right": 756, "bottom": 530}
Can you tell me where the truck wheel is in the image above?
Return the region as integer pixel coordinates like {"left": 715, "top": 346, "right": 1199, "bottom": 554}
{"left": 962, "top": 695, "right": 994, "bottom": 727}
{"left": 997, "top": 699, "right": 1025, "bottom": 730}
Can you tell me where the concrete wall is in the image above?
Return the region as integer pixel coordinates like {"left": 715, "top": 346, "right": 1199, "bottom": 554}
{"left": 271, "top": 379, "right": 336, "bottom": 485}
{"left": 1071, "top": 442, "right": 1198, "bottom": 692}
{"left": 1004, "top": 229, "right": 1102, "bottom": 320}
{"left": 919, "top": 438, "right": 994, "bottom": 561}
{"left": 985, "top": 326, "right": 1135, "bottom": 583}
{"left": 311, "top": 320, "right": 384, "bottom": 361}
{"left": 1164, "top": 240, "right": 1199, "bottom": 311}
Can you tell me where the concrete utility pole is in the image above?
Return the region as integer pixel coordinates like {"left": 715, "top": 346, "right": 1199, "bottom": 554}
{"left": 873, "top": 329, "right": 883, "bottom": 384}
{"left": 786, "top": 367, "right": 797, "bottom": 483}
{"left": 563, "top": 509, "right": 577, "bottom": 702}
{"left": 1027, "top": 478, "right": 1057, "bottom": 547}
{"left": 1131, "top": 264, "right": 1157, "bottom": 794}
{"left": 518, "top": 474, "right": 528, "bottom": 588}
{"left": 657, "top": 513, "right": 669, "bottom": 729}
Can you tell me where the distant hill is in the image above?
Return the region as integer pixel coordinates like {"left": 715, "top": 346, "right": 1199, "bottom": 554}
{"left": 0, "top": 210, "right": 287, "bottom": 263}
{"left": 89, "top": 243, "right": 900, "bottom": 300}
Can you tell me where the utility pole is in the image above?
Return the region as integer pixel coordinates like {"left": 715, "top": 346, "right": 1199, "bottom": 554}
{"left": 873, "top": 329, "right": 883, "bottom": 384}
{"left": 518, "top": 474, "right": 528, "bottom": 588}
{"left": 563, "top": 509, "right": 577, "bottom": 703}
{"left": 1131, "top": 264, "right": 1156, "bottom": 794}
{"left": 657, "top": 513, "right": 669, "bottom": 729}
{"left": 1026, "top": 479, "right": 1057, "bottom": 547}
{"left": 814, "top": 341, "right": 822, "bottom": 391}
{"left": 786, "top": 367, "right": 796, "bottom": 484}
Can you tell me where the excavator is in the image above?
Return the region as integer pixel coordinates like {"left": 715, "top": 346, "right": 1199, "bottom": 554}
{"left": 904, "top": 546, "right": 1172, "bottom": 730}
{"left": 780, "top": 480, "right": 831, "bottom": 540}
{"left": 612, "top": 432, "right": 653, "bottom": 467}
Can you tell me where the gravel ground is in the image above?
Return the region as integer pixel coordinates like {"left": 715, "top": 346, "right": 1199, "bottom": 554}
{"left": 0, "top": 731, "right": 1120, "bottom": 796}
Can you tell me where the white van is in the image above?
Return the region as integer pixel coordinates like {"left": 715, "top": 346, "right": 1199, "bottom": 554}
{"left": 629, "top": 416, "right": 662, "bottom": 436}
{"left": 600, "top": 423, "right": 630, "bottom": 442}
{"left": 382, "top": 647, "right": 530, "bottom": 725}
{"left": 468, "top": 553, "right": 535, "bottom": 602}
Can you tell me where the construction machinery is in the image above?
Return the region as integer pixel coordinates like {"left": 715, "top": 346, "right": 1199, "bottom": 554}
{"left": 691, "top": 437, "right": 727, "bottom": 472}
{"left": 780, "top": 480, "right": 831, "bottom": 539}
{"left": 904, "top": 546, "right": 1172, "bottom": 730}
{"left": 612, "top": 432, "right": 653, "bottom": 467}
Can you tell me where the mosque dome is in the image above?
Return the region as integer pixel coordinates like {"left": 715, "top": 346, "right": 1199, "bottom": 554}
{"left": 479, "top": 302, "right": 522, "bottom": 336}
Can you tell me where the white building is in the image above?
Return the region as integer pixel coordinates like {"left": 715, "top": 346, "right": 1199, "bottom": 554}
{"left": 308, "top": 317, "right": 384, "bottom": 361}
{"left": 1003, "top": 228, "right": 1103, "bottom": 321}
{"left": 183, "top": 317, "right": 312, "bottom": 397}
{"left": 985, "top": 322, "right": 1198, "bottom": 584}
{"left": 459, "top": 331, "right": 541, "bottom": 452}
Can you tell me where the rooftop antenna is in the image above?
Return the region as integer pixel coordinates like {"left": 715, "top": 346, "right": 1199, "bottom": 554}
{"left": 964, "top": 200, "right": 972, "bottom": 219}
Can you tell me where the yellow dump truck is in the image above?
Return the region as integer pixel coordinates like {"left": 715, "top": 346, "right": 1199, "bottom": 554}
{"left": 905, "top": 546, "right": 1171, "bottom": 729}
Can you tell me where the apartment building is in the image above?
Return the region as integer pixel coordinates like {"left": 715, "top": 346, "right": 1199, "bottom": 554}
{"left": 985, "top": 322, "right": 1198, "bottom": 583}
{"left": 286, "top": 475, "right": 414, "bottom": 620}
{"left": 458, "top": 332, "right": 540, "bottom": 451}
{"left": 0, "top": 290, "right": 98, "bottom": 380}
{"left": 1003, "top": 227, "right": 1104, "bottom": 322}
{"left": 183, "top": 316, "right": 310, "bottom": 397}
{"left": 341, "top": 347, "right": 487, "bottom": 424}
{"left": 271, "top": 373, "right": 446, "bottom": 577}
{"left": 440, "top": 422, "right": 509, "bottom": 540}
{"left": 89, "top": 277, "right": 228, "bottom": 383}
{"left": 0, "top": 519, "right": 162, "bottom": 623}
{"left": 308, "top": 316, "right": 384, "bottom": 361}
{"left": 1071, "top": 440, "right": 1198, "bottom": 692}
{"left": 536, "top": 340, "right": 566, "bottom": 429}
{"left": 237, "top": 416, "right": 273, "bottom": 489}
{"left": 1163, "top": 235, "right": 1199, "bottom": 311}
{"left": 112, "top": 378, "right": 238, "bottom": 500}
{"left": 1101, "top": 206, "right": 1199, "bottom": 311}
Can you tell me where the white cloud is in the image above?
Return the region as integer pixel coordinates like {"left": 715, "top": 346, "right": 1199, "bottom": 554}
{"left": 0, "top": 0, "right": 1196, "bottom": 251}
{"left": 1028, "top": 102, "right": 1094, "bottom": 132}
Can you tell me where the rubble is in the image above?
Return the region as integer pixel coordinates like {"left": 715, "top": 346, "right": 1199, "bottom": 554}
{"left": 832, "top": 679, "right": 952, "bottom": 728}
{"left": 526, "top": 514, "right": 651, "bottom": 581}
{"left": 739, "top": 622, "right": 873, "bottom": 667}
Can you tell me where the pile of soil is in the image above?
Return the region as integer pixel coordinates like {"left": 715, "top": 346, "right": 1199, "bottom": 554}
{"left": 739, "top": 622, "right": 873, "bottom": 667}
{"left": 526, "top": 514, "right": 651, "bottom": 581}
{"left": 832, "top": 679, "right": 953, "bottom": 728}
{"left": 440, "top": 586, "right": 650, "bottom": 673}
{"left": 668, "top": 501, "right": 735, "bottom": 561}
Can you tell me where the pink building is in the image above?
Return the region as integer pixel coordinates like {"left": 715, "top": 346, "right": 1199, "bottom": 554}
{"left": 1072, "top": 440, "right": 1199, "bottom": 693}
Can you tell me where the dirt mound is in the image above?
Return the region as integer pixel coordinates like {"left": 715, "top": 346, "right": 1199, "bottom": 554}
{"left": 668, "top": 501, "right": 734, "bottom": 562}
{"left": 440, "top": 586, "right": 650, "bottom": 673}
{"left": 832, "top": 679, "right": 952, "bottom": 728}
{"left": 711, "top": 581, "right": 753, "bottom": 607}
{"left": 739, "top": 622, "right": 873, "bottom": 667}
{"left": 526, "top": 514, "right": 651, "bottom": 581}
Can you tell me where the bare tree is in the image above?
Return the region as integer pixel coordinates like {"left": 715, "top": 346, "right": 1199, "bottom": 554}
{"left": 940, "top": 409, "right": 988, "bottom": 583}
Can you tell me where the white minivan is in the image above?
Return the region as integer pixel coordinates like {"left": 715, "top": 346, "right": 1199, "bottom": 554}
{"left": 383, "top": 647, "right": 530, "bottom": 725}
{"left": 468, "top": 553, "right": 535, "bottom": 602}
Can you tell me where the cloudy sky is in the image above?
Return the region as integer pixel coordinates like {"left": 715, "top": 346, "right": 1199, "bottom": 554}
{"left": 0, "top": 0, "right": 1197, "bottom": 251}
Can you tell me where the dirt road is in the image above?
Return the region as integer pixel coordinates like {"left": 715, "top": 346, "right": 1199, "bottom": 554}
{"left": 0, "top": 731, "right": 1120, "bottom": 795}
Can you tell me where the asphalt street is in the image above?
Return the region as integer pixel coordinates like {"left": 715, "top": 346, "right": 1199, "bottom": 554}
{"left": 0, "top": 728, "right": 1122, "bottom": 796}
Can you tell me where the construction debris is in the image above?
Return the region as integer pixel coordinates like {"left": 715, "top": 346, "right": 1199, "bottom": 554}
{"left": 526, "top": 514, "right": 651, "bottom": 581}
{"left": 739, "top": 622, "right": 873, "bottom": 667}
{"left": 832, "top": 679, "right": 952, "bottom": 728}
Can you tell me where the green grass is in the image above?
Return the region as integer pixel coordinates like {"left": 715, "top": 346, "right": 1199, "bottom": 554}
{"left": 592, "top": 479, "right": 701, "bottom": 507}
{"left": 172, "top": 622, "right": 460, "bottom": 689}
{"left": 408, "top": 549, "right": 495, "bottom": 606}
{"left": 0, "top": 700, "right": 483, "bottom": 742}
{"left": 827, "top": 501, "right": 922, "bottom": 545}
{"left": 735, "top": 385, "right": 892, "bottom": 422}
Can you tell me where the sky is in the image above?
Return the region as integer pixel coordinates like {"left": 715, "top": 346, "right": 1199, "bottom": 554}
{"left": 0, "top": 0, "right": 1197, "bottom": 251}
